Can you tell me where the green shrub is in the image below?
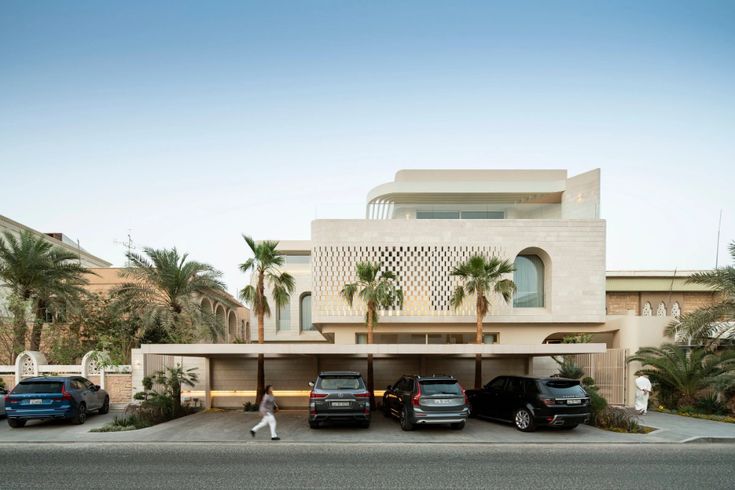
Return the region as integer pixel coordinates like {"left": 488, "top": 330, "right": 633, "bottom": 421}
{"left": 595, "top": 406, "right": 643, "bottom": 433}
{"left": 582, "top": 378, "right": 608, "bottom": 417}
{"left": 243, "top": 401, "right": 259, "bottom": 412}
{"left": 693, "top": 393, "right": 730, "bottom": 415}
{"left": 553, "top": 357, "right": 584, "bottom": 379}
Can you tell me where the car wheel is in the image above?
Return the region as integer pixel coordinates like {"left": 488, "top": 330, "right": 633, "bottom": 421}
{"left": 73, "top": 403, "right": 87, "bottom": 425}
{"left": 560, "top": 424, "right": 578, "bottom": 430}
{"left": 400, "top": 408, "right": 414, "bottom": 431}
{"left": 308, "top": 420, "right": 319, "bottom": 429}
{"left": 450, "top": 421, "right": 465, "bottom": 430}
{"left": 7, "top": 418, "right": 26, "bottom": 428}
{"left": 98, "top": 397, "right": 110, "bottom": 414}
{"left": 513, "top": 408, "right": 536, "bottom": 432}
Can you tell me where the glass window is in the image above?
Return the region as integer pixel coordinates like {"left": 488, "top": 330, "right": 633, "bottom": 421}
{"left": 12, "top": 382, "right": 63, "bottom": 394}
{"left": 419, "top": 380, "right": 462, "bottom": 396}
{"left": 284, "top": 255, "right": 311, "bottom": 265}
{"left": 513, "top": 255, "right": 545, "bottom": 308}
{"left": 356, "top": 333, "right": 367, "bottom": 344}
{"left": 487, "top": 377, "right": 506, "bottom": 390}
{"left": 416, "top": 211, "right": 460, "bottom": 219}
{"left": 277, "top": 301, "right": 290, "bottom": 331}
{"left": 300, "top": 293, "right": 315, "bottom": 331}
{"left": 507, "top": 378, "right": 524, "bottom": 393}
{"left": 540, "top": 380, "right": 586, "bottom": 397}
{"left": 483, "top": 333, "right": 498, "bottom": 344}
{"left": 461, "top": 211, "right": 504, "bottom": 219}
{"left": 317, "top": 376, "right": 364, "bottom": 390}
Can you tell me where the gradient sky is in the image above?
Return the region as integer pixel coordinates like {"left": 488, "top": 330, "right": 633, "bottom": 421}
{"left": 1, "top": 0, "right": 733, "bottom": 296}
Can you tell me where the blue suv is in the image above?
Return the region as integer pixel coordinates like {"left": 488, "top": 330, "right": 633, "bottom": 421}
{"left": 4, "top": 376, "right": 109, "bottom": 428}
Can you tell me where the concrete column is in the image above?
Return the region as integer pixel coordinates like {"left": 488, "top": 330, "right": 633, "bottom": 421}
{"left": 203, "top": 357, "right": 212, "bottom": 409}
{"left": 525, "top": 356, "right": 534, "bottom": 376}
{"left": 130, "top": 349, "right": 144, "bottom": 401}
{"left": 100, "top": 368, "right": 106, "bottom": 390}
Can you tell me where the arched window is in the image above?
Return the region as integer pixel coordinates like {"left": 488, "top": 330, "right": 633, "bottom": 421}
{"left": 277, "top": 301, "right": 290, "bottom": 332}
{"left": 672, "top": 302, "right": 681, "bottom": 319}
{"left": 300, "top": 293, "right": 315, "bottom": 331}
{"left": 657, "top": 302, "right": 667, "bottom": 317}
{"left": 642, "top": 302, "right": 652, "bottom": 316}
{"left": 513, "top": 255, "right": 544, "bottom": 308}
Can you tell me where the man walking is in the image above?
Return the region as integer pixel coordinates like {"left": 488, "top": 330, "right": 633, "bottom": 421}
{"left": 634, "top": 374, "right": 652, "bottom": 415}
{"left": 250, "top": 385, "right": 280, "bottom": 440}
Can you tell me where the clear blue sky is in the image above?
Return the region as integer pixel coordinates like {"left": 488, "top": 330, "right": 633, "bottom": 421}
{"left": 1, "top": 0, "right": 733, "bottom": 295}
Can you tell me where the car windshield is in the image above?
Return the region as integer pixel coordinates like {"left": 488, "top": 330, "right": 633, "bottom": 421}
{"left": 419, "top": 380, "right": 462, "bottom": 396}
{"left": 541, "top": 380, "right": 586, "bottom": 397}
{"left": 318, "top": 376, "right": 364, "bottom": 390}
{"left": 12, "top": 382, "right": 64, "bottom": 394}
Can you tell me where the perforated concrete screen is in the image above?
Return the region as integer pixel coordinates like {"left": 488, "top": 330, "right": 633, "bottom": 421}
{"left": 313, "top": 244, "right": 511, "bottom": 318}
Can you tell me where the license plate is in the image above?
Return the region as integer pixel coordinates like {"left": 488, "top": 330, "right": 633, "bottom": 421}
{"left": 330, "top": 401, "right": 351, "bottom": 407}
{"left": 29, "top": 399, "right": 43, "bottom": 405}
{"left": 566, "top": 399, "right": 582, "bottom": 405}
{"left": 433, "top": 399, "right": 453, "bottom": 405}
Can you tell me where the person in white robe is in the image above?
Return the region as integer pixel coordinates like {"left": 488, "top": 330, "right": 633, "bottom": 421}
{"left": 634, "top": 374, "right": 652, "bottom": 415}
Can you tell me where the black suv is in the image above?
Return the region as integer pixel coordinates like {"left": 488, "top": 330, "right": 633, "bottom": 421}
{"left": 466, "top": 375, "right": 590, "bottom": 431}
{"left": 308, "top": 371, "right": 371, "bottom": 428}
{"left": 382, "top": 375, "right": 468, "bottom": 431}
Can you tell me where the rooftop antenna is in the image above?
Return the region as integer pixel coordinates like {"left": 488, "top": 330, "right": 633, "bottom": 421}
{"left": 113, "top": 229, "right": 135, "bottom": 267}
{"left": 715, "top": 209, "right": 723, "bottom": 269}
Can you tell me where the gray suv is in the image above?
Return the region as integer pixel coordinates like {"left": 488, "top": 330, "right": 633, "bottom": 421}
{"left": 383, "top": 374, "right": 468, "bottom": 430}
{"left": 308, "top": 371, "right": 371, "bottom": 429}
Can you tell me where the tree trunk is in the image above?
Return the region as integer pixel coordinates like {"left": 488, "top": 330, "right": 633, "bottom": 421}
{"left": 10, "top": 295, "right": 28, "bottom": 361}
{"left": 29, "top": 299, "right": 46, "bottom": 352}
{"left": 475, "top": 295, "right": 483, "bottom": 389}
{"left": 367, "top": 306, "right": 375, "bottom": 409}
{"left": 255, "top": 271, "right": 266, "bottom": 405}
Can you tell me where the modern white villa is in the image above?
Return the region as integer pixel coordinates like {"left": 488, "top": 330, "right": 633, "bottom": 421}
{"left": 132, "top": 169, "right": 717, "bottom": 409}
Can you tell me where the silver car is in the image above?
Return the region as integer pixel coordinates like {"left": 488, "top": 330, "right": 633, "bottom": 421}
{"left": 308, "top": 371, "right": 371, "bottom": 429}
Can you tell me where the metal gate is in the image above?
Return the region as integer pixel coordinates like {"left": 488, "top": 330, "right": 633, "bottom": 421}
{"left": 571, "top": 349, "right": 628, "bottom": 405}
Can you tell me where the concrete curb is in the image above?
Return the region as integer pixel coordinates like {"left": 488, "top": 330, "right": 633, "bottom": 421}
{"left": 682, "top": 436, "right": 735, "bottom": 444}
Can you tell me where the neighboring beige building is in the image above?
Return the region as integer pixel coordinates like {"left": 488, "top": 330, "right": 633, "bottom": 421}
{"left": 85, "top": 268, "right": 250, "bottom": 344}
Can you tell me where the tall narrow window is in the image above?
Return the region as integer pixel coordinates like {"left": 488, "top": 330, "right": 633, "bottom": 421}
{"left": 657, "top": 302, "right": 667, "bottom": 317}
{"left": 672, "top": 302, "right": 681, "bottom": 319}
{"left": 277, "top": 301, "right": 290, "bottom": 332}
{"left": 300, "top": 293, "right": 315, "bottom": 332}
{"left": 513, "top": 255, "right": 544, "bottom": 308}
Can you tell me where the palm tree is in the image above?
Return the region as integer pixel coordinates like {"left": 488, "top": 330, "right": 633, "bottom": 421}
{"left": 0, "top": 230, "right": 91, "bottom": 357}
{"left": 450, "top": 255, "right": 516, "bottom": 389}
{"left": 113, "top": 247, "right": 226, "bottom": 343}
{"left": 665, "top": 241, "right": 735, "bottom": 349}
{"left": 628, "top": 343, "right": 735, "bottom": 407}
{"left": 239, "top": 236, "right": 294, "bottom": 404}
{"left": 340, "top": 262, "right": 403, "bottom": 408}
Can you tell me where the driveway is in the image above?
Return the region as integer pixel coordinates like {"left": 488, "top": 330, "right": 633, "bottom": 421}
{"left": 5, "top": 409, "right": 734, "bottom": 444}
{"left": 0, "top": 411, "right": 119, "bottom": 442}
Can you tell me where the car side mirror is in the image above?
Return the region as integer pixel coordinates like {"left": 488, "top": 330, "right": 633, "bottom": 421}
{"left": 94, "top": 385, "right": 101, "bottom": 391}
{"left": 308, "top": 381, "right": 315, "bottom": 388}
{"left": 386, "top": 385, "right": 392, "bottom": 391}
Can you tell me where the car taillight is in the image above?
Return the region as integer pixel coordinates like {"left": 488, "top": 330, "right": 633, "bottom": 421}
{"left": 3, "top": 394, "right": 10, "bottom": 403}
{"left": 354, "top": 392, "right": 370, "bottom": 398}
{"left": 61, "top": 385, "right": 72, "bottom": 401}
{"left": 412, "top": 384, "right": 422, "bottom": 407}
{"left": 460, "top": 384, "right": 468, "bottom": 404}
{"left": 540, "top": 396, "right": 555, "bottom": 407}
{"left": 309, "top": 392, "right": 327, "bottom": 399}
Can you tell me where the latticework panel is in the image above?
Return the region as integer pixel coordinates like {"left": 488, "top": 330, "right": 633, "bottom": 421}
{"left": 313, "top": 244, "right": 511, "bottom": 318}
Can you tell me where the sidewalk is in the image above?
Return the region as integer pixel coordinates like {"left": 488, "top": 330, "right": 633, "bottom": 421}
{"left": 2, "top": 410, "right": 734, "bottom": 444}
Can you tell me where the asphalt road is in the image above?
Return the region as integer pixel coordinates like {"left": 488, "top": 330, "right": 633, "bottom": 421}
{"left": 2, "top": 443, "right": 734, "bottom": 489}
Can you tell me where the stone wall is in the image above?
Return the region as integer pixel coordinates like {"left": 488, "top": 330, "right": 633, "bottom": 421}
{"left": 606, "top": 291, "right": 719, "bottom": 316}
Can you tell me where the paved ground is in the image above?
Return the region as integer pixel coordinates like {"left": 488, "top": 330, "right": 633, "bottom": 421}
{"left": 2, "top": 443, "right": 735, "bottom": 489}
{"left": 2, "top": 409, "right": 735, "bottom": 443}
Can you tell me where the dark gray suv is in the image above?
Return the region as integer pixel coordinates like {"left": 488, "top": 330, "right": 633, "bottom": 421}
{"left": 308, "top": 371, "right": 371, "bottom": 428}
{"left": 383, "top": 375, "right": 468, "bottom": 430}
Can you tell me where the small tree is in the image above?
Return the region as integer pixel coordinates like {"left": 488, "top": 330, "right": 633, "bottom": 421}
{"left": 239, "top": 236, "right": 294, "bottom": 403}
{"left": 450, "top": 255, "right": 516, "bottom": 389}
{"left": 341, "top": 262, "right": 403, "bottom": 408}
